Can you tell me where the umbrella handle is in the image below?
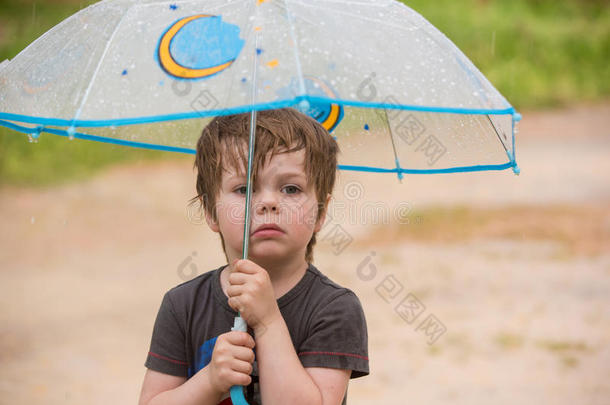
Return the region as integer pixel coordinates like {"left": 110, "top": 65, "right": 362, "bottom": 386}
{"left": 230, "top": 316, "right": 250, "bottom": 405}
{"left": 230, "top": 385, "right": 249, "bottom": 405}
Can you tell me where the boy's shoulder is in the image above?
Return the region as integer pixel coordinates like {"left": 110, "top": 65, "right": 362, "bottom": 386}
{"left": 306, "top": 263, "right": 348, "bottom": 291}
{"left": 164, "top": 264, "right": 225, "bottom": 304}
{"left": 301, "top": 262, "right": 363, "bottom": 308}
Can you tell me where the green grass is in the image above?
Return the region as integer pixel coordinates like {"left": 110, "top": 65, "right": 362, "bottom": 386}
{"left": 1, "top": 0, "right": 608, "bottom": 187}
{"left": 404, "top": 0, "right": 610, "bottom": 109}
{"left": 0, "top": 0, "right": 181, "bottom": 187}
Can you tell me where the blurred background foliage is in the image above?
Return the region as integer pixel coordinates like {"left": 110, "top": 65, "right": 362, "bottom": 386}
{"left": 0, "top": 0, "right": 608, "bottom": 187}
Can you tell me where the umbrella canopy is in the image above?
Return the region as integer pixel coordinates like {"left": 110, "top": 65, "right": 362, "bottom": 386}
{"left": 0, "top": 2, "right": 521, "bottom": 403}
{"left": 0, "top": 0, "right": 520, "bottom": 177}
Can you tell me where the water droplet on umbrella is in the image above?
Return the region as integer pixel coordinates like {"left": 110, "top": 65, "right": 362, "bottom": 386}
{"left": 67, "top": 126, "right": 76, "bottom": 140}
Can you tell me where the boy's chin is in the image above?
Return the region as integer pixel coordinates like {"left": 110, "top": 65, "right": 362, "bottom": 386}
{"left": 246, "top": 248, "right": 304, "bottom": 267}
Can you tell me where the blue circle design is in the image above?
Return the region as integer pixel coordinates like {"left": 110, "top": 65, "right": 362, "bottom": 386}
{"left": 169, "top": 16, "right": 244, "bottom": 71}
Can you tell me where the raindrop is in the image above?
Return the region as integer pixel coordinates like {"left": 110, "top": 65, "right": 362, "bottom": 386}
{"left": 67, "top": 126, "right": 76, "bottom": 140}
{"left": 31, "top": 216, "right": 35, "bottom": 224}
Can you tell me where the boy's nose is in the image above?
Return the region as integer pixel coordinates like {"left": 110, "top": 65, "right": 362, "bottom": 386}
{"left": 253, "top": 190, "right": 278, "bottom": 214}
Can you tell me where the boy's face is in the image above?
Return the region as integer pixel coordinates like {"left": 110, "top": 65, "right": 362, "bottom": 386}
{"left": 205, "top": 144, "right": 330, "bottom": 266}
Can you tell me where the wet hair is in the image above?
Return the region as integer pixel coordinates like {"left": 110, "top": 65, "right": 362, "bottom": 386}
{"left": 188, "top": 108, "right": 339, "bottom": 264}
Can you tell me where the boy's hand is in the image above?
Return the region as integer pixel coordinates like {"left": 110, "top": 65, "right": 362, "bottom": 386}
{"left": 227, "top": 259, "right": 281, "bottom": 335}
{"left": 207, "top": 331, "right": 255, "bottom": 395}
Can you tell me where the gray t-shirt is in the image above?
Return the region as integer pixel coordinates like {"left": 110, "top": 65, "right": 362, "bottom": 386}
{"left": 144, "top": 262, "right": 369, "bottom": 404}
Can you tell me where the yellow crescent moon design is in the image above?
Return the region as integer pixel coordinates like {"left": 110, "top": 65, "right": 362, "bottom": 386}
{"left": 322, "top": 104, "right": 341, "bottom": 131}
{"left": 158, "top": 14, "right": 235, "bottom": 79}
{"left": 305, "top": 75, "right": 342, "bottom": 131}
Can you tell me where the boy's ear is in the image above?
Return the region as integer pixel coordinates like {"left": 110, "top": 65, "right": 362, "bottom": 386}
{"left": 203, "top": 204, "right": 220, "bottom": 233}
{"left": 314, "top": 193, "right": 332, "bottom": 233}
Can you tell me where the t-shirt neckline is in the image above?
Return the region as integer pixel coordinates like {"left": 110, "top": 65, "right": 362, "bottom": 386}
{"left": 212, "top": 262, "right": 315, "bottom": 313}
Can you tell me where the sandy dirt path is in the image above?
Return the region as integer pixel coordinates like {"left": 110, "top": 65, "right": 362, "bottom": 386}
{"left": 0, "top": 103, "right": 609, "bottom": 405}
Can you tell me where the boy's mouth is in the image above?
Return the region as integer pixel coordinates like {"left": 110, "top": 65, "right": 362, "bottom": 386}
{"left": 251, "top": 223, "right": 284, "bottom": 236}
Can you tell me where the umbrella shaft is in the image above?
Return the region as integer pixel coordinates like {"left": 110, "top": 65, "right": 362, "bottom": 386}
{"left": 241, "top": 31, "right": 260, "bottom": 263}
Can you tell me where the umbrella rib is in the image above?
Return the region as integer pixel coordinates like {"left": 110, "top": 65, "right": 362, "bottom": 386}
{"left": 291, "top": 0, "right": 414, "bottom": 33}
{"left": 384, "top": 109, "right": 404, "bottom": 182}
{"left": 70, "top": 8, "right": 132, "bottom": 125}
{"left": 283, "top": 0, "right": 308, "bottom": 100}
{"left": 486, "top": 114, "right": 511, "bottom": 159}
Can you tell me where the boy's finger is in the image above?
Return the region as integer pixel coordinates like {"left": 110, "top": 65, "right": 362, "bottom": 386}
{"left": 234, "top": 259, "right": 262, "bottom": 274}
{"left": 227, "top": 331, "right": 255, "bottom": 348}
{"left": 228, "top": 271, "right": 249, "bottom": 285}
{"left": 226, "top": 285, "right": 243, "bottom": 297}
{"left": 228, "top": 296, "right": 244, "bottom": 313}
{"left": 231, "top": 358, "right": 254, "bottom": 375}
{"left": 229, "top": 371, "right": 252, "bottom": 387}
{"left": 231, "top": 345, "right": 256, "bottom": 364}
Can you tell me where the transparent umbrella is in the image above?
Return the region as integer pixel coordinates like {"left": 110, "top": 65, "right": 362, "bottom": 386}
{"left": 0, "top": 1, "right": 520, "bottom": 403}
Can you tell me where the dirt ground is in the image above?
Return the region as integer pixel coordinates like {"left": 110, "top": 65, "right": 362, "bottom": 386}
{"left": 1, "top": 102, "right": 609, "bottom": 405}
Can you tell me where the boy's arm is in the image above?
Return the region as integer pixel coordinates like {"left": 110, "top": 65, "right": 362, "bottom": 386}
{"left": 255, "top": 315, "right": 349, "bottom": 405}
{"left": 305, "top": 367, "right": 351, "bottom": 404}
{"left": 140, "top": 330, "right": 255, "bottom": 405}
{"left": 138, "top": 367, "right": 221, "bottom": 405}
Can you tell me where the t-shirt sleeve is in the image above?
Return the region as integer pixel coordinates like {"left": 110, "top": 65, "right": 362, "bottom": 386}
{"left": 298, "top": 291, "right": 369, "bottom": 379}
{"left": 144, "top": 290, "right": 189, "bottom": 377}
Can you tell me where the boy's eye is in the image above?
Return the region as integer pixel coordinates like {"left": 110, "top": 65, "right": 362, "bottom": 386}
{"left": 282, "top": 185, "right": 301, "bottom": 195}
{"left": 234, "top": 185, "right": 300, "bottom": 195}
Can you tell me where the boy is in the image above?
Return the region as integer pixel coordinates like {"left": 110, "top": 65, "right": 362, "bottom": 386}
{"left": 138, "top": 108, "right": 369, "bottom": 405}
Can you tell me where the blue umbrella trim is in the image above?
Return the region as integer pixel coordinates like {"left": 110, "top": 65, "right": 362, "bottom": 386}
{"left": 0, "top": 119, "right": 518, "bottom": 175}
{"left": 0, "top": 95, "right": 519, "bottom": 128}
